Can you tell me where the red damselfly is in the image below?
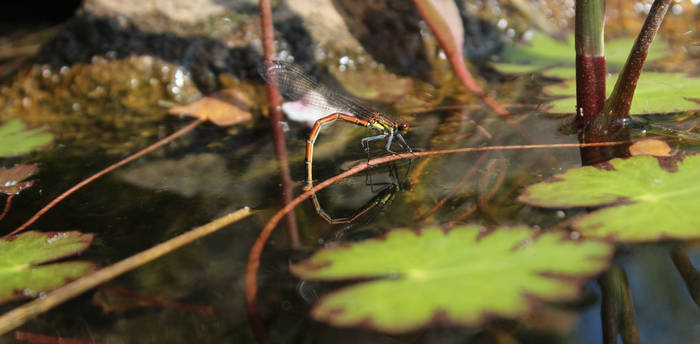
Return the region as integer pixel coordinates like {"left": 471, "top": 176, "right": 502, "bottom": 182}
{"left": 263, "top": 61, "right": 412, "bottom": 190}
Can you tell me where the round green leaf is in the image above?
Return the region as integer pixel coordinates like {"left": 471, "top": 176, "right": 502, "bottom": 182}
{"left": 291, "top": 226, "right": 612, "bottom": 333}
{"left": 0, "top": 231, "right": 95, "bottom": 303}
{"left": 493, "top": 31, "right": 669, "bottom": 79}
{"left": 0, "top": 119, "right": 53, "bottom": 158}
{"left": 546, "top": 72, "right": 700, "bottom": 114}
{"left": 518, "top": 154, "right": 700, "bottom": 242}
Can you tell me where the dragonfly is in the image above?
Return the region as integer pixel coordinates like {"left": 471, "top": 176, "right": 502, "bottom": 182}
{"left": 263, "top": 61, "right": 412, "bottom": 190}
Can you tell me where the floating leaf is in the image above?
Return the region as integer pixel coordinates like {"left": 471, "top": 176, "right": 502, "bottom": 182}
{"left": 493, "top": 32, "right": 669, "bottom": 79}
{"left": 0, "top": 119, "right": 52, "bottom": 157}
{"left": 546, "top": 72, "right": 700, "bottom": 114}
{"left": 0, "top": 164, "right": 38, "bottom": 195}
{"left": 168, "top": 89, "right": 253, "bottom": 126}
{"left": 291, "top": 226, "right": 612, "bottom": 333}
{"left": 518, "top": 154, "right": 700, "bottom": 242}
{"left": 629, "top": 139, "right": 671, "bottom": 157}
{"left": 0, "top": 231, "right": 95, "bottom": 303}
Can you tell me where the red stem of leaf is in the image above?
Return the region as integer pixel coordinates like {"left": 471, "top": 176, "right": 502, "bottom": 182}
{"left": 4, "top": 119, "right": 204, "bottom": 239}
{"left": 0, "top": 194, "right": 13, "bottom": 223}
{"left": 259, "top": 0, "right": 301, "bottom": 250}
{"left": 576, "top": 55, "right": 606, "bottom": 128}
{"left": 574, "top": 0, "right": 606, "bottom": 130}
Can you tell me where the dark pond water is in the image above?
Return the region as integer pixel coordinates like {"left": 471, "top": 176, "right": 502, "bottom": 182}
{"left": 1, "top": 2, "right": 699, "bottom": 343}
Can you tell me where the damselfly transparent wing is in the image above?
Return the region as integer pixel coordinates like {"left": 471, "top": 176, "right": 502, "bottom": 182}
{"left": 264, "top": 61, "right": 378, "bottom": 120}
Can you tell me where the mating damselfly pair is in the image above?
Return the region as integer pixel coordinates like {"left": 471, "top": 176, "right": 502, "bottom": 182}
{"left": 263, "top": 61, "right": 413, "bottom": 191}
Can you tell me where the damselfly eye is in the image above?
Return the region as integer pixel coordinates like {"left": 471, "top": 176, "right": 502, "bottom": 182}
{"left": 398, "top": 121, "right": 409, "bottom": 132}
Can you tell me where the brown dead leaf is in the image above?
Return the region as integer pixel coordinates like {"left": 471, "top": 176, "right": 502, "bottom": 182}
{"left": 168, "top": 89, "right": 253, "bottom": 126}
{"left": 0, "top": 163, "right": 38, "bottom": 195}
{"left": 629, "top": 139, "right": 672, "bottom": 157}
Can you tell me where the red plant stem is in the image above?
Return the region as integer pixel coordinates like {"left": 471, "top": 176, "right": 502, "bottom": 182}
{"left": 413, "top": 0, "right": 509, "bottom": 116}
{"left": 603, "top": 0, "right": 671, "bottom": 119}
{"left": 4, "top": 119, "right": 204, "bottom": 238}
{"left": 575, "top": 55, "right": 606, "bottom": 128}
{"left": 575, "top": 0, "right": 606, "bottom": 129}
{"left": 0, "top": 194, "right": 14, "bottom": 223}
{"left": 259, "top": 0, "right": 300, "bottom": 249}
{"left": 14, "top": 331, "right": 104, "bottom": 344}
{"left": 245, "top": 140, "right": 629, "bottom": 331}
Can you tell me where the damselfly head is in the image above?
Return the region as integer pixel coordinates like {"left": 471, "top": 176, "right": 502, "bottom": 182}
{"left": 397, "top": 120, "right": 409, "bottom": 132}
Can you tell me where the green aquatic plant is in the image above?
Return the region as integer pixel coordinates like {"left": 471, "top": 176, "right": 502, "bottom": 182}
{"left": 519, "top": 154, "right": 700, "bottom": 242}
{"left": 291, "top": 225, "right": 613, "bottom": 333}
{"left": 0, "top": 119, "right": 52, "bottom": 158}
{"left": 0, "top": 231, "right": 94, "bottom": 303}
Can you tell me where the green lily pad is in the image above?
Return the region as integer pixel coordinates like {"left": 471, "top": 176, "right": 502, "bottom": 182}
{"left": 0, "top": 119, "right": 53, "bottom": 157}
{"left": 291, "top": 226, "right": 612, "bottom": 333}
{"left": 493, "top": 32, "right": 669, "bottom": 79}
{"left": 545, "top": 72, "right": 700, "bottom": 114}
{"left": 0, "top": 231, "right": 95, "bottom": 303}
{"left": 518, "top": 154, "right": 700, "bottom": 242}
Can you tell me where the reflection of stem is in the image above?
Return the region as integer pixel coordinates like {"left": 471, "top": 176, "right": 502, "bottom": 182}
{"left": 0, "top": 207, "right": 251, "bottom": 335}
{"left": 445, "top": 204, "right": 477, "bottom": 229}
{"left": 260, "top": 0, "right": 300, "bottom": 250}
{"left": 4, "top": 119, "right": 204, "bottom": 238}
{"left": 598, "top": 265, "right": 641, "bottom": 344}
{"left": 447, "top": 155, "right": 508, "bottom": 228}
{"left": 0, "top": 194, "right": 13, "bottom": 223}
{"left": 475, "top": 156, "right": 508, "bottom": 218}
{"left": 410, "top": 111, "right": 489, "bottom": 218}
{"left": 671, "top": 241, "right": 700, "bottom": 307}
{"left": 417, "top": 151, "right": 490, "bottom": 222}
{"left": 245, "top": 140, "right": 629, "bottom": 327}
